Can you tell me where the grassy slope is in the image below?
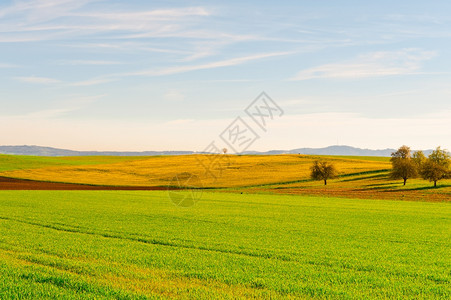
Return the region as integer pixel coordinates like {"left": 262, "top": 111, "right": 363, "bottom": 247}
{"left": 0, "top": 191, "right": 449, "bottom": 299}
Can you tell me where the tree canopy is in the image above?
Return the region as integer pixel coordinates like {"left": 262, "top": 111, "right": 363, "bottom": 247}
{"left": 310, "top": 160, "right": 338, "bottom": 186}
{"left": 419, "top": 147, "right": 451, "bottom": 187}
{"left": 390, "top": 145, "right": 417, "bottom": 186}
{"left": 412, "top": 150, "right": 426, "bottom": 170}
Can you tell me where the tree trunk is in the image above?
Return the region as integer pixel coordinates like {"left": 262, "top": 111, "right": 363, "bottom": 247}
{"left": 403, "top": 178, "right": 407, "bottom": 186}
{"left": 324, "top": 179, "right": 327, "bottom": 186}
{"left": 434, "top": 181, "right": 437, "bottom": 187}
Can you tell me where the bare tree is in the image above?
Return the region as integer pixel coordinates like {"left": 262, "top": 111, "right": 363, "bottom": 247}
{"left": 310, "top": 160, "right": 338, "bottom": 185}
{"left": 420, "top": 147, "right": 451, "bottom": 187}
{"left": 390, "top": 145, "right": 418, "bottom": 186}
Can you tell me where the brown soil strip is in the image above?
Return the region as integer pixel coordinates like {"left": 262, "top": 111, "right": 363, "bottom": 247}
{"left": 0, "top": 176, "right": 173, "bottom": 191}
{"left": 246, "top": 187, "right": 451, "bottom": 202}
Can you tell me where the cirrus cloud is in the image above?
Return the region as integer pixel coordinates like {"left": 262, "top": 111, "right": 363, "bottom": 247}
{"left": 14, "top": 76, "right": 61, "bottom": 84}
{"left": 291, "top": 49, "right": 436, "bottom": 80}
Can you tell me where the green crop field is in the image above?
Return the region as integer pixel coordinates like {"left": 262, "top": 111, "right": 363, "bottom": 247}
{"left": 0, "top": 155, "right": 146, "bottom": 172}
{"left": 0, "top": 190, "right": 449, "bottom": 299}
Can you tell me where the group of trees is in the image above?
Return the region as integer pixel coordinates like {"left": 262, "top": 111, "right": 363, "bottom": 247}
{"left": 390, "top": 146, "right": 451, "bottom": 187}
{"left": 309, "top": 145, "right": 451, "bottom": 187}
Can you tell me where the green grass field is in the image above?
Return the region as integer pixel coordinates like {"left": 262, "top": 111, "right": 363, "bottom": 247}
{"left": 0, "top": 155, "right": 145, "bottom": 172}
{"left": 0, "top": 190, "right": 449, "bottom": 299}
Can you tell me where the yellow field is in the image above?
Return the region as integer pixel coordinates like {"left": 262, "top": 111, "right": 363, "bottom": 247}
{"left": 0, "top": 155, "right": 390, "bottom": 188}
{"left": 1, "top": 154, "right": 449, "bottom": 202}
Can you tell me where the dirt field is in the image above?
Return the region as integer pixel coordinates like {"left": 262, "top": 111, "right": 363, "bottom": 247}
{"left": 0, "top": 176, "right": 170, "bottom": 191}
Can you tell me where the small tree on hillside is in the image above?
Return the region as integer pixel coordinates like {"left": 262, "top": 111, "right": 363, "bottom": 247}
{"left": 310, "top": 160, "right": 338, "bottom": 185}
{"left": 390, "top": 145, "right": 417, "bottom": 186}
{"left": 420, "top": 147, "right": 451, "bottom": 187}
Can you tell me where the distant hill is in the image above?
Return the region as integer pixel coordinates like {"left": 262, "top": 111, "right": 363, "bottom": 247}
{"left": 0, "top": 145, "right": 434, "bottom": 157}
{"left": 0, "top": 145, "right": 193, "bottom": 157}
{"left": 244, "top": 145, "right": 402, "bottom": 156}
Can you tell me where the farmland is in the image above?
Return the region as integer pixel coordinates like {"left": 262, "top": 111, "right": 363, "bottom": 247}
{"left": 0, "top": 154, "right": 450, "bottom": 201}
{"left": 0, "top": 191, "right": 450, "bottom": 299}
{"left": 0, "top": 154, "right": 390, "bottom": 187}
{"left": 0, "top": 154, "right": 450, "bottom": 299}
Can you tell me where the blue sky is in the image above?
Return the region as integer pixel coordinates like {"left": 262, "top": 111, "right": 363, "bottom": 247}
{"left": 1, "top": 0, "right": 450, "bottom": 151}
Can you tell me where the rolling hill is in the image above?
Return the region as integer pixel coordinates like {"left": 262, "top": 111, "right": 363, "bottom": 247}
{"left": 0, "top": 145, "right": 434, "bottom": 157}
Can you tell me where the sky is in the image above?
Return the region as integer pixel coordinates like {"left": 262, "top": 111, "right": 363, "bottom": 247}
{"left": 0, "top": 0, "right": 450, "bottom": 152}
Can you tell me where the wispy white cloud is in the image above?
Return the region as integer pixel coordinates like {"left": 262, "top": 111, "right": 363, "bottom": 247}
{"left": 0, "top": 2, "right": 212, "bottom": 38}
{"left": 59, "top": 60, "right": 122, "bottom": 65}
{"left": 0, "top": 0, "right": 96, "bottom": 19}
{"left": 59, "top": 42, "right": 191, "bottom": 56}
{"left": 121, "top": 51, "right": 295, "bottom": 77}
{"left": 14, "top": 75, "right": 116, "bottom": 87}
{"left": 5, "top": 94, "right": 107, "bottom": 119}
{"left": 67, "top": 51, "right": 294, "bottom": 85}
{"left": 291, "top": 49, "right": 436, "bottom": 80}
{"left": 69, "top": 7, "right": 210, "bottom": 20}
{"left": 69, "top": 78, "right": 116, "bottom": 86}
{"left": 0, "top": 1, "right": 268, "bottom": 65}
{"left": 14, "top": 76, "right": 61, "bottom": 84}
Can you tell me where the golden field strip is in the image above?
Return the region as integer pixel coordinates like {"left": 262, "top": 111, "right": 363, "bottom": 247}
{"left": 0, "top": 154, "right": 391, "bottom": 187}
{"left": 0, "top": 154, "right": 449, "bottom": 202}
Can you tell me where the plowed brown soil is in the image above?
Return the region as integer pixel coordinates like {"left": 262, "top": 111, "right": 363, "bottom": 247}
{"left": 0, "top": 176, "right": 171, "bottom": 191}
